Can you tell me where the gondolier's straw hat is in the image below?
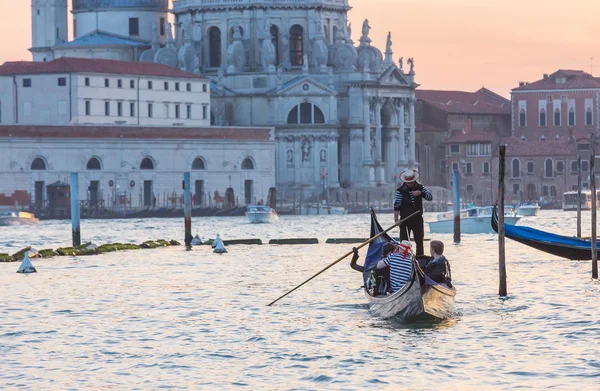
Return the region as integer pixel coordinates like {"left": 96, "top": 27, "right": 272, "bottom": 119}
{"left": 400, "top": 169, "right": 419, "bottom": 183}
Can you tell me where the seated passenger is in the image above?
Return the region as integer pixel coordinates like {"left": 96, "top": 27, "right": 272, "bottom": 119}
{"left": 424, "top": 240, "right": 452, "bottom": 287}
{"left": 351, "top": 244, "right": 397, "bottom": 296}
{"left": 376, "top": 241, "right": 413, "bottom": 293}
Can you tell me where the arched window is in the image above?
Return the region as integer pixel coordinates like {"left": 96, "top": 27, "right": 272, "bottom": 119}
{"left": 332, "top": 26, "right": 338, "bottom": 42}
{"left": 568, "top": 107, "right": 575, "bottom": 126}
{"left": 554, "top": 108, "right": 561, "bottom": 126}
{"left": 209, "top": 27, "right": 221, "bottom": 68}
{"left": 289, "top": 25, "right": 303, "bottom": 66}
{"left": 511, "top": 158, "right": 520, "bottom": 178}
{"left": 241, "top": 157, "right": 254, "bottom": 170}
{"left": 140, "top": 157, "right": 154, "bottom": 170}
{"left": 287, "top": 103, "right": 325, "bottom": 124}
{"left": 545, "top": 158, "right": 553, "bottom": 178}
{"left": 86, "top": 157, "right": 101, "bottom": 170}
{"left": 270, "top": 25, "right": 280, "bottom": 66}
{"left": 31, "top": 157, "right": 46, "bottom": 170}
{"left": 519, "top": 109, "right": 526, "bottom": 127}
{"left": 586, "top": 107, "right": 593, "bottom": 126}
{"left": 192, "top": 157, "right": 205, "bottom": 170}
{"left": 539, "top": 108, "right": 546, "bottom": 127}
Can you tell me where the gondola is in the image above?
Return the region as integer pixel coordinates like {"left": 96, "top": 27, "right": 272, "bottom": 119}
{"left": 491, "top": 206, "right": 598, "bottom": 260}
{"left": 363, "top": 209, "right": 456, "bottom": 320}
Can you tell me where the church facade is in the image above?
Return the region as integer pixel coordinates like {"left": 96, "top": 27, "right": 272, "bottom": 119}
{"left": 29, "top": 0, "right": 418, "bottom": 194}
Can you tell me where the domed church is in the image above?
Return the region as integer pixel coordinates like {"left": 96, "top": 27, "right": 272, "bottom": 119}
{"left": 29, "top": 0, "right": 418, "bottom": 192}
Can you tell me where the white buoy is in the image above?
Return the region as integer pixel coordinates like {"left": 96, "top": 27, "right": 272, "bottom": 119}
{"left": 191, "top": 232, "right": 202, "bottom": 246}
{"left": 213, "top": 234, "right": 227, "bottom": 254}
{"left": 17, "top": 253, "right": 37, "bottom": 274}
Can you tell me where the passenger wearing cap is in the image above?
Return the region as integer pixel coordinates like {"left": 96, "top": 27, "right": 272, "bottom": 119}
{"left": 393, "top": 169, "right": 433, "bottom": 256}
{"left": 376, "top": 241, "right": 413, "bottom": 293}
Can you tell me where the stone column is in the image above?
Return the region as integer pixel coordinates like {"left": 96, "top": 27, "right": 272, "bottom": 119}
{"left": 363, "top": 96, "right": 372, "bottom": 163}
{"left": 294, "top": 135, "right": 302, "bottom": 187}
{"left": 397, "top": 98, "right": 406, "bottom": 164}
{"left": 349, "top": 128, "right": 364, "bottom": 186}
{"left": 328, "top": 133, "right": 340, "bottom": 188}
{"left": 375, "top": 97, "right": 382, "bottom": 162}
{"left": 409, "top": 97, "right": 416, "bottom": 163}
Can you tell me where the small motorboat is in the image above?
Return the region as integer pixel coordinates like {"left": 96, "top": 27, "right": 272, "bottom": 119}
{"left": 428, "top": 206, "right": 520, "bottom": 234}
{"left": 362, "top": 209, "right": 456, "bottom": 320}
{"left": 0, "top": 211, "right": 39, "bottom": 226}
{"left": 515, "top": 202, "right": 540, "bottom": 216}
{"left": 246, "top": 205, "right": 279, "bottom": 224}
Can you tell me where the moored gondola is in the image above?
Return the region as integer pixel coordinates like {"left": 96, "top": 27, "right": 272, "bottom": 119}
{"left": 363, "top": 209, "right": 456, "bottom": 320}
{"left": 491, "top": 206, "right": 599, "bottom": 260}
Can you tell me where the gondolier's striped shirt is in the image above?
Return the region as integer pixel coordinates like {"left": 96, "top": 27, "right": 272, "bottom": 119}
{"left": 383, "top": 251, "right": 413, "bottom": 292}
{"left": 393, "top": 185, "right": 433, "bottom": 211}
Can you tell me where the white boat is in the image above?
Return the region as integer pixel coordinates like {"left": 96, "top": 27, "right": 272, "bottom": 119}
{"left": 0, "top": 211, "right": 39, "bottom": 226}
{"left": 246, "top": 205, "right": 279, "bottom": 224}
{"left": 515, "top": 202, "right": 540, "bottom": 216}
{"left": 563, "top": 190, "right": 600, "bottom": 211}
{"left": 428, "top": 206, "right": 521, "bottom": 234}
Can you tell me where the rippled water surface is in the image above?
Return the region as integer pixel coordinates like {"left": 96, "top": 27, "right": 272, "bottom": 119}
{"left": 2, "top": 211, "right": 600, "bottom": 390}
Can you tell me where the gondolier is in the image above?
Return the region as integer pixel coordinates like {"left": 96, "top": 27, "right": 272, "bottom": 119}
{"left": 393, "top": 169, "right": 433, "bottom": 256}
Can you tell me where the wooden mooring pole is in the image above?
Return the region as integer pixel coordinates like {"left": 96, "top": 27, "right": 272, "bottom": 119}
{"left": 183, "top": 172, "right": 192, "bottom": 251}
{"left": 498, "top": 145, "right": 507, "bottom": 296}
{"left": 69, "top": 173, "right": 81, "bottom": 247}
{"left": 591, "top": 133, "right": 598, "bottom": 279}
{"left": 577, "top": 155, "right": 582, "bottom": 238}
{"left": 452, "top": 169, "right": 461, "bottom": 244}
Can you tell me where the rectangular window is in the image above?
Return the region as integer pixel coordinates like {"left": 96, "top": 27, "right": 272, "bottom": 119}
{"left": 450, "top": 144, "right": 459, "bottom": 154}
{"left": 440, "top": 160, "right": 447, "bottom": 174}
{"left": 148, "top": 103, "right": 153, "bottom": 118}
{"left": 568, "top": 110, "right": 575, "bottom": 126}
{"left": 187, "top": 104, "right": 192, "bottom": 119}
{"left": 117, "top": 79, "right": 122, "bottom": 88}
{"left": 85, "top": 100, "right": 91, "bottom": 115}
{"left": 130, "top": 80, "right": 135, "bottom": 88}
{"left": 519, "top": 110, "right": 526, "bottom": 127}
{"left": 23, "top": 78, "right": 32, "bottom": 87}
{"left": 160, "top": 18, "right": 165, "bottom": 35}
{"left": 130, "top": 102, "right": 135, "bottom": 117}
{"left": 483, "top": 161, "right": 490, "bottom": 174}
{"left": 117, "top": 102, "right": 123, "bottom": 117}
{"left": 175, "top": 82, "right": 180, "bottom": 91}
{"left": 542, "top": 186, "right": 549, "bottom": 197}
{"left": 571, "top": 161, "right": 579, "bottom": 173}
{"left": 202, "top": 105, "right": 207, "bottom": 120}
{"left": 164, "top": 81, "right": 169, "bottom": 90}
{"left": 164, "top": 103, "right": 169, "bottom": 118}
{"left": 466, "top": 144, "right": 477, "bottom": 156}
{"left": 586, "top": 110, "right": 593, "bottom": 126}
{"left": 539, "top": 109, "right": 546, "bottom": 127}
{"left": 554, "top": 109, "right": 561, "bottom": 126}
{"left": 577, "top": 143, "right": 590, "bottom": 151}
{"left": 175, "top": 104, "right": 180, "bottom": 119}
{"left": 527, "top": 161, "right": 534, "bottom": 173}
{"left": 550, "top": 185, "right": 557, "bottom": 197}
{"left": 582, "top": 160, "right": 589, "bottom": 172}
{"left": 188, "top": 83, "right": 192, "bottom": 92}
{"left": 202, "top": 84, "right": 207, "bottom": 92}
{"left": 57, "top": 77, "right": 67, "bottom": 86}
{"left": 85, "top": 77, "right": 90, "bottom": 86}
{"left": 513, "top": 183, "right": 520, "bottom": 195}
{"left": 148, "top": 81, "right": 153, "bottom": 90}
{"left": 556, "top": 161, "right": 564, "bottom": 173}
{"left": 452, "top": 162, "right": 459, "bottom": 172}
{"left": 105, "top": 78, "right": 109, "bottom": 87}
{"left": 129, "top": 18, "right": 139, "bottom": 36}
{"left": 105, "top": 101, "right": 110, "bottom": 116}
{"left": 465, "top": 162, "right": 472, "bottom": 175}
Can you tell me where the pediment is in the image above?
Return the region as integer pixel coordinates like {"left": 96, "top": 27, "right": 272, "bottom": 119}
{"left": 378, "top": 66, "right": 410, "bottom": 87}
{"left": 271, "top": 76, "right": 337, "bottom": 97}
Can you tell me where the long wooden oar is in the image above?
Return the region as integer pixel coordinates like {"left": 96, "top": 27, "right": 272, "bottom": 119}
{"left": 266, "top": 210, "right": 421, "bottom": 306}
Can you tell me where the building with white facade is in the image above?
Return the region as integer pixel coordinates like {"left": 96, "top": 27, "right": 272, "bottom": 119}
{"left": 0, "top": 125, "right": 275, "bottom": 210}
{"left": 0, "top": 57, "right": 210, "bottom": 127}
{"left": 27, "top": 0, "right": 419, "bottom": 196}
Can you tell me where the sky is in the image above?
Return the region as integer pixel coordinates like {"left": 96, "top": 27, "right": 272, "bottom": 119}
{"left": 1, "top": 0, "right": 598, "bottom": 97}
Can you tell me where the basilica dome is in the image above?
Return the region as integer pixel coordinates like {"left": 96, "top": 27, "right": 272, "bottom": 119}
{"left": 72, "top": 0, "right": 168, "bottom": 12}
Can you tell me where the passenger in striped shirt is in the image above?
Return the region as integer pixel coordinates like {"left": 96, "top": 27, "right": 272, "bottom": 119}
{"left": 377, "top": 242, "right": 414, "bottom": 293}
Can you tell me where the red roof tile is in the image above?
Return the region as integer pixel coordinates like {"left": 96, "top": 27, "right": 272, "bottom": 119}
{"left": 416, "top": 121, "right": 445, "bottom": 132}
{"left": 513, "top": 70, "right": 600, "bottom": 91}
{"left": 498, "top": 136, "right": 586, "bottom": 157}
{"left": 0, "top": 125, "right": 272, "bottom": 141}
{"left": 445, "top": 131, "right": 498, "bottom": 143}
{"left": 0, "top": 57, "right": 207, "bottom": 79}
{"left": 417, "top": 88, "right": 510, "bottom": 115}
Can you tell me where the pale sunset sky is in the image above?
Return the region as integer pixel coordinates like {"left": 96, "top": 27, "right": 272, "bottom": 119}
{"left": 1, "top": 0, "right": 598, "bottom": 97}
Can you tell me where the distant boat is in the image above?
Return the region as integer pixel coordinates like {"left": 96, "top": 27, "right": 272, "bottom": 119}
{"left": 428, "top": 206, "right": 520, "bottom": 234}
{"left": 297, "top": 205, "right": 347, "bottom": 215}
{"left": 0, "top": 211, "right": 39, "bottom": 226}
{"left": 246, "top": 205, "right": 279, "bottom": 224}
{"left": 515, "top": 202, "right": 540, "bottom": 216}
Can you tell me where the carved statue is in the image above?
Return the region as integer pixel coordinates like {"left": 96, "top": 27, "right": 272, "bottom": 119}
{"left": 362, "top": 19, "right": 371, "bottom": 38}
{"left": 301, "top": 139, "right": 311, "bottom": 162}
{"left": 151, "top": 23, "right": 159, "bottom": 49}
{"left": 261, "top": 20, "right": 276, "bottom": 71}
{"left": 166, "top": 21, "right": 174, "bottom": 42}
{"left": 347, "top": 22, "right": 352, "bottom": 41}
{"left": 386, "top": 32, "right": 392, "bottom": 54}
{"left": 193, "top": 56, "right": 200, "bottom": 73}
{"left": 226, "top": 25, "right": 246, "bottom": 72}
{"left": 193, "top": 22, "right": 202, "bottom": 42}
{"left": 320, "top": 149, "right": 327, "bottom": 163}
{"left": 287, "top": 150, "right": 294, "bottom": 163}
{"left": 302, "top": 53, "right": 309, "bottom": 73}
{"left": 263, "top": 18, "right": 271, "bottom": 39}
{"left": 398, "top": 56, "right": 403, "bottom": 72}
{"left": 276, "top": 67, "right": 283, "bottom": 86}
{"left": 408, "top": 57, "right": 415, "bottom": 73}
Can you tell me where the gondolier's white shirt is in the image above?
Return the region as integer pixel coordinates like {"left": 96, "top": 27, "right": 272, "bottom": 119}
{"left": 383, "top": 251, "right": 413, "bottom": 292}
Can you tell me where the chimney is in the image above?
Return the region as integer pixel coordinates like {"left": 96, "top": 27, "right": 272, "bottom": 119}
{"left": 519, "top": 81, "right": 525, "bottom": 87}
{"left": 543, "top": 73, "right": 549, "bottom": 80}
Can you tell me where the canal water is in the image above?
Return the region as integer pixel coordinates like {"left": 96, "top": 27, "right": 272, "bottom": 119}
{"left": 1, "top": 211, "right": 599, "bottom": 390}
